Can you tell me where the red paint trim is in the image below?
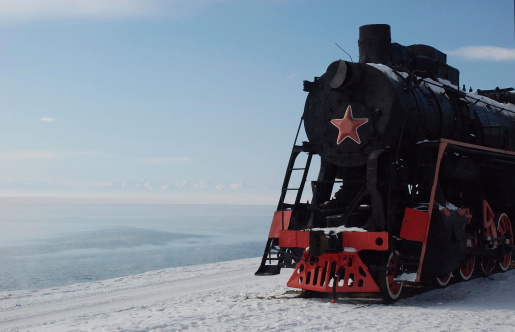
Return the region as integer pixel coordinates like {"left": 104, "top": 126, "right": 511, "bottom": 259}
{"left": 400, "top": 208, "right": 430, "bottom": 242}
{"left": 413, "top": 139, "right": 510, "bottom": 281}
{"left": 287, "top": 251, "right": 380, "bottom": 293}
{"left": 441, "top": 138, "right": 515, "bottom": 156}
{"left": 330, "top": 105, "right": 369, "bottom": 144}
{"left": 278, "top": 230, "right": 389, "bottom": 251}
{"left": 482, "top": 200, "right": 497, "bottom": 239}
{"left": 278, "top": 230, "right": 309, "bottom": 248}
{"left": 342, "top": 232, "right": 389, "bottom": 251}
{"left": 268, "top": 210, "right": 292, "bottom": 238}
{"left": 416, "top": 141, "right": 447, "bottom": 281}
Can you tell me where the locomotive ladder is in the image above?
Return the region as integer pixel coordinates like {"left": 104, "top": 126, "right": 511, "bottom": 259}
{"left": 276, "top": 116, "right": 319, "bottom": 210}
{"left": 277, "top": 143, "right": 315, "bottom": 210}
{"left": 256, "top": 117, "right": 318, "bottom": 275}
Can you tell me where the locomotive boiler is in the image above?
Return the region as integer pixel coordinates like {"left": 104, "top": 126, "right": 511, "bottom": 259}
{"left": 256, "top": 24, "right": 515, "bottom": 301}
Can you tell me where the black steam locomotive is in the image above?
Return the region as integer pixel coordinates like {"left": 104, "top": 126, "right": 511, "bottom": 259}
{"left": 256, "top": 24, "right": 515, "bottom": 301}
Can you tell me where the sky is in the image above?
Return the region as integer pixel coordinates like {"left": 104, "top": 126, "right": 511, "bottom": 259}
{"left": 0, "top": 0, "right": 514, "bottom": 205}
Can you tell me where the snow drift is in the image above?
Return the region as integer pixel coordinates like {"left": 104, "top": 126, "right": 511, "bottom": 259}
{"left": 1, "top": 257, "right": 514, "bottom": 331}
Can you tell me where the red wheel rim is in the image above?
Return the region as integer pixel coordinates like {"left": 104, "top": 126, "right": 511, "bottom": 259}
{"left": 480, "top": 202, "right": 496, "bottom": 276}
{"left": 385, "top": 251, "right": 403, "bottom": 300}
{"left": 497, "top": 213, "right": 513, "bottom": 272}
{"left": 435, "top": 272, "right": 452, "bottom": 287}
{"left": 458, "top": 238, "right": 476, "bottom": 281}
{"left": 480, "top": 257, "right": 495, "bottom": 276}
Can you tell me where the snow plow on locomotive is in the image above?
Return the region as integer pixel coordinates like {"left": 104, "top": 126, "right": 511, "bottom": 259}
{"left": 256, "top": 24, "right": 515, "bottom": 301}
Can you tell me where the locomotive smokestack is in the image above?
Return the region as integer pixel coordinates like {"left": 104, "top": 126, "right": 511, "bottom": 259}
{"left": 358, "top": 24, "right": 391, "bottom": 65}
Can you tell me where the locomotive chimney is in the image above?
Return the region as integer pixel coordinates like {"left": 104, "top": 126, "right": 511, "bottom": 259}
{"left": 358, "top": 24, "right": 391, "bottom": 65}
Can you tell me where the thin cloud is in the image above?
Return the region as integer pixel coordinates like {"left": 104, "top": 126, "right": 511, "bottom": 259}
{"left": 0, "top": 0, "right": 229, "bottom": 24}
{"left": 230, "top": 182, "right": 243, "bottom": 190}
{"left": 447, "top": 46, "right": 515, "bottom": 61}
{"left": 0, "top": 150, "right": 100, "bottom": 161}
{"left": 288, "top": 73, "right": 300, "bottom": 80}
{"left": 40, "top": 117, "right": 55, "bottom": 122}
{"left": 138, "top": 157, "right": 195, "bottom": 165}
{"left": 191, "top": 180, "right": 208, "bottom": 189}
{"left": 0, "top": 0, "right": 160, "bottom": 20}
{"left": 174, "top": 180, "right": 188, "bottom": 188}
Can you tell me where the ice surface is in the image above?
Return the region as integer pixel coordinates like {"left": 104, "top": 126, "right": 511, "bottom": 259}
{"left": 1, "top": 257, "right": 515, "bottom": 331}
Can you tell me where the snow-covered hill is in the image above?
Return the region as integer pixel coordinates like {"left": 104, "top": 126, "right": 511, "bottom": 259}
{"left": 1, "top": 257, "right": 514, "bottom": 331}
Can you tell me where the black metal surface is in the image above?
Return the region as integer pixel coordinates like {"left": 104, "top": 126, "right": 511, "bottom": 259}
{"left": 257, "top": 25, "right": 515, "bottom": 292}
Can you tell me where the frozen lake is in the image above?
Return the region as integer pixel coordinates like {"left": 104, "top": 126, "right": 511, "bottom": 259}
{"left": 0, "top": 203, "right": 273, "bottom": 291}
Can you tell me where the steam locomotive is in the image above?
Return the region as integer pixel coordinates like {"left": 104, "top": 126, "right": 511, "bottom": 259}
{"left": 256, "top": 24, "right": 515, "bottom": 301}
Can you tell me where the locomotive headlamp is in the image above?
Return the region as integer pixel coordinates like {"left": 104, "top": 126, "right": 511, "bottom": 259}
{"left": 326, "top": 60, "right": 348, "bottom": 88}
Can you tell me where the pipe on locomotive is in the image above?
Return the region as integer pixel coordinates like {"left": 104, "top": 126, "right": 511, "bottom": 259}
{"left": 327, "top": 24, "right": 459, "bottom": 90}
{"left": 327, "top": 24, "right": 394, "bottom": 88}
{"left": 358, "top": 24, "right": 392, "bottom": 65}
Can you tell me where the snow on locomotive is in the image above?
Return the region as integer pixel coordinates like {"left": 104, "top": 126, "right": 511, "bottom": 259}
{"left": 256, "top": 24, "right": 515, "bottom": 301}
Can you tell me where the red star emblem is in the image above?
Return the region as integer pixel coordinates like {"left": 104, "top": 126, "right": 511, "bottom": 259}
{"left": 330, "top": 105, "right": 369, "bottom": 144}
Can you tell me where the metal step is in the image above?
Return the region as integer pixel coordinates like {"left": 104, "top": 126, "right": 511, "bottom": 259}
{"left": 255, "top": 264, "right": 282, "bottom": 276}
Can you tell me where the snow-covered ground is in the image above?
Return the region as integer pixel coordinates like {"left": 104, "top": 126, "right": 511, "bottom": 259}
{"left": 1, "top": 257, "right": 514, "bottom": 331}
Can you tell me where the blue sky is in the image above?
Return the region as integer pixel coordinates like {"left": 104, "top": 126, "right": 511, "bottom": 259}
{"left": 0, "top": 0, "right": 514, "bottom": 204}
